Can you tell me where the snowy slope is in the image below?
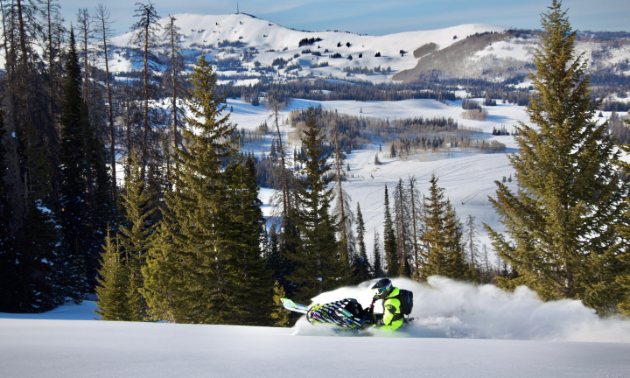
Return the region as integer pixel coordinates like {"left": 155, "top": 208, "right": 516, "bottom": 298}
{"left": 106, "top": 13, "right": 507, "bottom": 82}
{"left": 102, "top": 13, "right": 630, "bottom": 85}
{"left": 2, "top": 277, "right": 630, "bottom": 378}
{"left": 228, "top": 96, "right": 526, "bottom": 252}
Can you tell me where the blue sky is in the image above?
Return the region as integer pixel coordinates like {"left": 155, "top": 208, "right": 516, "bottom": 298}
{"left": 60, "top": 0, "right": 630, "bottom": 36}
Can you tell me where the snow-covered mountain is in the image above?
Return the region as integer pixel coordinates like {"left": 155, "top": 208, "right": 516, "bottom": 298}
{"left": 105, "top": 13, "right": 508, "bottom": 83}
{"left": 102, "top": 13, "right": 630, "bottom": 86}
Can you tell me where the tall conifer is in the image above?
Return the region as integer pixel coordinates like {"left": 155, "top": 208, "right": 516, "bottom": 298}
{"left": 618, "top": 114, "right": 630, "bottom": 316}
{"left": 58, "top": 29, "right": 91, "bottom": 299}
{"left": 420, "top": 174, "right": 468, "bottom": 280}
{"left": 95, "top": 229, "right": 128, "bottom": 320}
{"left": 155, "top": 53, "right": 236, "bottom": 323}
{"left": 485, "top": 1, "right": 628, "bottom": 313}
{"left": 373, "top": 231, "right": 384, "bottom": 278}
{"left": 286, "top": 108, "right": 351, "bottom": 302}
{"left": 383, "top": 185, "right": 398, "bottom": 276}
{"left": 221, "top": 154, "right": 275, "bottom": 325}
{"left": 352, "top": 202, "right": 371, "bottom": 282}
{"left": 118, "top": 156, "right": 154, "bottom": 320}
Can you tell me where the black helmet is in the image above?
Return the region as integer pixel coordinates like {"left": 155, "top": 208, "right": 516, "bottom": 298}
{"left": 371, "top": 278, "right": 393, "bottom": 300}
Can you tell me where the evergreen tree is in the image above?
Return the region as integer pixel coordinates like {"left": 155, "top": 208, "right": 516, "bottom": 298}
{"left": 356, "top": 202, "right": 367, "bottom": 263}
{"left": 485, "top": 1, "right": 629, "bottom": 313}
{"left": 95, "top": 229, "right": 128, "bottom": 320}
{"left": 394, "top": 178, "right": 411, "bottom": 277}
{"left": 383, "top": 185, "right": 398, "bottom": 276}
{"left": 408, "top": 176, "right": 423, "bottom": 281}
{"left": 419, "top": 174, "right": 469, "bottom": 280}
{"left": 373, "top": 231, "right": 384, "bottom": 278}
{"left": 270, "top": 281, "right": 290, "bottom": 327}
{"left": 286, "top": 108, "right": 351, "bottom": 302}
{"left": 221, "top": 154, "right": 275, "bottom": 325}
{"left": 465, "top": 214, "right": 481, "bottom": 281}
{"left": 351, "top": 202, "right": 372, "bottom": 282}
{"left": 154, "top": 53, "right": 236, "bottom": 323}
{"left": 0, "top": 107, "right": 64, "bottom": 312}
{"left": 58, "top": 29, "right": 92, "bottom": 299}
{"left": 141, "top": 222, "right": 179, "bottom": 322}
{"left": 118, "top": 156, "right": 155, "bottom": 321}
{"left": 618, "top": 113, "right": 630, "bottom": 316}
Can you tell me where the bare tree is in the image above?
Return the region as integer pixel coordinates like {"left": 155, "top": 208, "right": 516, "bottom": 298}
{"left": 130, "top": 1, "right": 160, "bottom": 180}
{"left": 332, "top": 122, "right": 355, "bottom": 260}
{"left": 162, "top": 15, "right": 186, "bottom": 152}
{"left": 265, "top": 89, "right": 292, "bottom": 221}
{"left": 95, "top": 4, "right": 116, "bottom": 199}
{"left": 76, "top": 8, "right": 92, "bottom": 102}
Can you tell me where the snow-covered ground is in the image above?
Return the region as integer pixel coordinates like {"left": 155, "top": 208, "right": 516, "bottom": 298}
{"left": 230, "top": 96, "right": 526, "bottom": 253}
{"left": 229, "top": 96, "right": 627, "bottom": 257}
{"left": 2, "top": 277, "right": 630, "bottom": 377}
{"left": 105, "top": 13, "right": 507, "bottom": 83}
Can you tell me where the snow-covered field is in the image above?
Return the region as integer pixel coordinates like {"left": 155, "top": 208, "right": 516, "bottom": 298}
{"left": 230, "top": 96, "right": 627, "bottom": 256}
{"left": 231, "top": 96, "right": 525, "bottom": 253}
{"left": 2, "top": 277, "right": 630, "bottom": 377}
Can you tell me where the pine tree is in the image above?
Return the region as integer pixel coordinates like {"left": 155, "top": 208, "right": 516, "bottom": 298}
{"left": 616, "top": 115, "right": 630, "bottom": 316}
{"left": 155, "top": 53, "right": 236, "bottom": 324}
{"left": 383, "top": 185, "right": 398, "bottom": 276}
{"left": 141, "top": 222, "right": 179, "bottom": 322}
{"left": 394, "top": 178, "right": 411, "bottom": 277}
{"left": 58, "top": 29, "right": 92, "bottom": 299}
{"left": 485, "top": 1, "right": 629, "bottom": 313}
{"left": 221, "top": 154, "right": 275, "bottom": 325}
{"left": 351, "top": 203, "right": 371, "bottom": 283}
{"left": 356, "top": 202, "right": 367, "bottom": 263}
{"left": 408, "top": 176, "right": 423, "bottom": 281}
{"left": 286, "top": 108, "right": 351, "bottom": 302}
{"left": 464, "top": 215, "right": 479, "bottom": 271}
{"left": 373, "top": 231, "right": 384, "bottom": 278}
{"left": 419, "top": 174, "right": 469, "bottom": 280}
{"left": 95, "top": 229, "right": 128, "bottom": 320}
{"left": 117, "top": 156, "right": 154, "bottom": 320}
{"left": 270, "top": 281, "right": 290, "bottom": 327}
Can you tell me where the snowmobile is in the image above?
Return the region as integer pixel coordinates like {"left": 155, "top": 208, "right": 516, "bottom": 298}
{"left": 281, "top": 297, "right": 414, "bottom": 333}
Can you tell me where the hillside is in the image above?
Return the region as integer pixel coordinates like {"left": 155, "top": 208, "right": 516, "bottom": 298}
{"left": 105, "top": 13, "right": 505, "bottom": 84}
{"left": 101, "top": 13, "right": 630, "bottom": 96}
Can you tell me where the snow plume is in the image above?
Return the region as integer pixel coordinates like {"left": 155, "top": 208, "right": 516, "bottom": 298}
{"left": 292, "top": 276, "right": 630, "bottom": 342}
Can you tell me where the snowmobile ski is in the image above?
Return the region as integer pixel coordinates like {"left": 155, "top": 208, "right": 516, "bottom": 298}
{"left": 280, "top": 298, "right": 309, "bottom": 314}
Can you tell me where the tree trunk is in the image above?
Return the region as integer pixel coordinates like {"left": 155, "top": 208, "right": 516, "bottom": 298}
{"left": 141, "top": 16, "right": 150, "bottom": 181}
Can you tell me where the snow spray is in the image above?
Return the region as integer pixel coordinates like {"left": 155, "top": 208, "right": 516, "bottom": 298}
{"left": 292, "top": 276, "right": 630, "bottom": 342}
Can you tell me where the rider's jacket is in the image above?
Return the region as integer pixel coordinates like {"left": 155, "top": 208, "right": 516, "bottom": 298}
{"left": 376, "top": 286, "right": 403, "bottom": 331}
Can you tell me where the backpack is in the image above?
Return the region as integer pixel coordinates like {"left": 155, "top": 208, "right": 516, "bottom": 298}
{"left": 395, "top": 289, "right": 413, "bottom": 316}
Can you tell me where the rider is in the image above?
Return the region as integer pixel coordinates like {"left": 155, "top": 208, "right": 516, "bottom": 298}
{"left": 370, "top": 278, "right": 403, "bottom": 331}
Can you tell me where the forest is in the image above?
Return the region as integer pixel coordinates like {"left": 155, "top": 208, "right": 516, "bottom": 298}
{"left": 0, "top": 0, "right": 629, "bottom": 323}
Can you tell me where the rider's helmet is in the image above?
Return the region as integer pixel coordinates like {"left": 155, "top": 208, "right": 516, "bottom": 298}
{"left": 371, "top": 278, "right": 394, "bottom": 300}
